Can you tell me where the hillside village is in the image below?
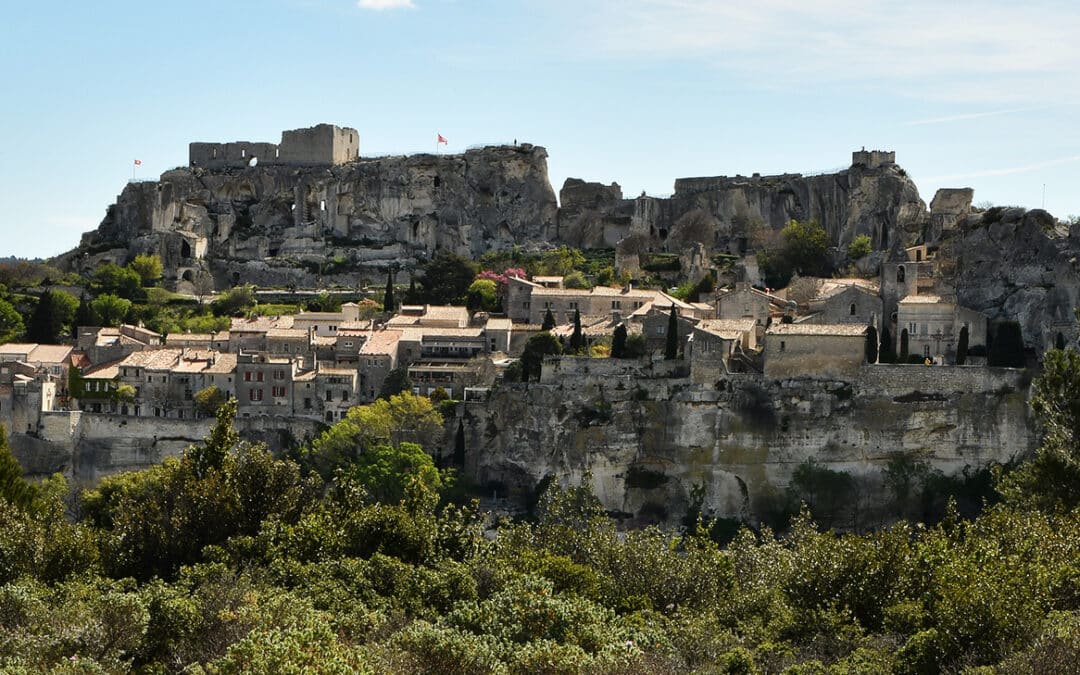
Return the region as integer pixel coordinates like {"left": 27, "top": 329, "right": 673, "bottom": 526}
{"left": 3, "top": 239, "right": 1003, "bottom": 458}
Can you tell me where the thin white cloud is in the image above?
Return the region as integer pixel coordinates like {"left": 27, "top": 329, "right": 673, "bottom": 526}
{"left": 357, "top": 0, "right": 415, "bottom": 10}
{"left": 903, "top": 108, "right": 1038, "bottom": 127}
{"left": 924, "top": 155, "right": 1080, "bottom": 181}
{"left": 561, "top": 0, "right": 1080, "bottom": 103}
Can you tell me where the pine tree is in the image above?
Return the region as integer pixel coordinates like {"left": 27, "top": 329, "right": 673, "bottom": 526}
{"left": 542, "top": 308, "right": 556, "bottom": 331}
{"left": 383, "top": 268, "right": 395, "bottom": 313}
{"left": 664, "top": 305, "right": 679, "bottom": 360}
{"left": 570, "top": 309, "right": 585, "bottom": 353}
{"left": 611, "top": 323, "right": 627, "bottom": 358}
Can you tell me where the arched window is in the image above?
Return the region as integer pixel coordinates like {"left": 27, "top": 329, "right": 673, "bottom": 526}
{"left": 896, "top": 265, "right": 906, "bottom": 282}
{"left": 850, "top": 303, "right": 857, "bottom": 316}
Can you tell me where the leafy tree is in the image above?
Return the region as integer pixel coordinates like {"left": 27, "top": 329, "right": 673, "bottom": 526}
{"left": 611, "top": 323, "right": 627, "bottom": 358}
{"left": 129, "top": 254, "right": 163, "bottom": 287}
{"left": 194, "top": 385, "right": 228, "bottom": 416}
{"left": 74, "top": 292, "right": 98, "bottom": 332}
{"left": 989, "top": 321, "right": 1025, "bottom": 367}
{"left": 848, "top": 234, "right": 873, "bottom": 259}
{"left": 0, "top": 297, "right": 24, "bottom": 343}
{"left": 956, "top": 324, "right": 969, "bottom": 365}
{"left": 521, "top": 332, "right": 562, "bottom": 382}
{"left": 758, "top": 219, "right": 832, "bottom": 288}
{"left": 27, "top": 289, "right": 77, "bottom": 343}
{"left": 417, "top": 253, "right": 477, "bottom": 305}
{"left": 563, "top": 271, "right": 589, "bottom": 289}
{"left": 378, "top": 365, "right": 412, "bottom": 400}
{"left": 92, "top": 262, "right": 144, "bottom": 300}
{"left": 541, "top": 308, "right": 556, "bottom": 331}
{"left": 623, "top": 333, "right": 647, "bottom": 358}
{"left": 344, "top": 442, "right": 442, "bottom": 504}
{"left": 539, "top": 246, "right": 585, "bottom": 277}
{"left": 383, "top": 268, "right": 395, "bottom": 313}
{"left": 0, "top": 426, "right": 39, "bottom": 512}
{"left": 865, "top": 325, "right": 878, "bottom": 363}
{"left": 664, "top": 306, "right": 679, "bottom": 360}
{"left": 211, "top": 284, "right": 257, "bottom": 317}
{"left": 92, "top": 293, "right": 133, "bottom": 327}
{"left": 569, "top": 309, "right": 585, "bottom": 353}
{"left": 466, "top": 278, "right": 498, "bottom": 312}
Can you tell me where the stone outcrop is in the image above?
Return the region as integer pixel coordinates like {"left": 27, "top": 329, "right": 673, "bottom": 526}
{"left": 939, "top": 206, "right": 1080, "bottom": 352}
{"left": 63, "top": 144, "right": 558, "bottom": 289}
{"left": 456, "top": 358, "right": 1034, "bottom": 526}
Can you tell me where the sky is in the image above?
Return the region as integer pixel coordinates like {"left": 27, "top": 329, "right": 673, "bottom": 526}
{"left": 1, "top": 0, "right": 1078, "bottom": 259}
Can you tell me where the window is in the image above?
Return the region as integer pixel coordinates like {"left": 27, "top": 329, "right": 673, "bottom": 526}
{"left": 923, "top": 345, "right": 930, "bottom": 357}
{"left": 780, "top": 340, "right": 786, "bottom": 351}
{"left": 326, "top": 391, "right": 333, "bottom": 402}
{"left": 257, "top": 371, "right": 264, "bottom": 382}
{"left": 304, "top": 397, "right": 312, "bottom": 409}
{"left": 612, "top": 301, "right": 621, "bottom": 309}
{"left": 341, "top": 390, "right": 349, "bottom": 401}
{"left": 244, "top": 372, "right": 252, "bottom": 382}
{"left": 909, "top": 322, "right": 917, "bottom": 334}
{"left": 850, "top": 303, "right": 857, "bottom": 316}
{"left": 249, "top": 389, "right": 264, "bottom": 401}
{"left": 272, "top": 386, "right": 285, "bottom": 397}
{"left": 344, "top": 341, "right": 353, "bottom": 348}
{"left": 273, "top": 369, "right": 285, "bottom": 380}
{"left": 897, "top": 265, "right": 906, "bottom": 282}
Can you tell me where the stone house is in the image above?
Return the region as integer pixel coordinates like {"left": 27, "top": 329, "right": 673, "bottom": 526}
{"left": 805, "top": 283, "right": 883, "bottom": 335}
{"left": 236, "top": 353, "right": 302, "bottom": 417}
{"left": 79, "top": 325, "right": 163, "bottom": 364}
{"left": 0, "top": 343, "right": 77, "bottom": 397}
{"left": 715, "top": 282, "right": 788, "bottom": 338}
{"left": 0, "top": 366, "right": 55, "bottom": 435}
{"left": 266, "top": 328, "right": 311, "bottom": 358}
{"left": 291, "top": 302, "right": 362, "bottom": 337}
{"left": 764, "top": 323, "right": 869, "bottom": 379}
{"left": 507, "top": 276, "right": 690, "bottom": 325}
{"left": 896, "top": 295, "right": 987, "bottom": 361}
{"left": 229, "top": 316, "right": 294, "bottom": 353}
{"left": 358, "top": 329, "right": 402, "bottom": 402}
{"left": 334, "top": 321, "right": 372, "bottom": 365}
{"left": 294, "top": 366, "right": 358, "bottom": 422}
{"left": 639, "top": 306, "right": 698, "bottom": 354}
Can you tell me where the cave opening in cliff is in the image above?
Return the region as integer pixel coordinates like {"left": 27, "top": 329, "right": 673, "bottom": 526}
{"left": 434, "top": 175, "right": 441, "bottom": 188}
{"left": 181, "top": 240, "right": 192, "bottom": 258}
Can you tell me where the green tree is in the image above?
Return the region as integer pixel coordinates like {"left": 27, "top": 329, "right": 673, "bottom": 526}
{"left": 563, "top": 271, "right": 589, "bottom": 290}
{"left": 900, "top": 328, "right": 909, "bottom": 361}
{"left": 956, "top": 324, "right": 969, "bottom": 365}
{"left": 211, "top": 284, "right": 257, "bottom": 317}
{"left": 542, "top": 308, "right": 556, "bottom": 331}
{"left": 129, "top": 254, "right": 163, "bottom": 287}
{"left": 521, "top": 332, "right": 562, "bottom": 382}
{"left": 539, "top": 246, "right": 585, "bottom": 277}
{"left": 453, "top": 419, "right": 466, "bottom": 468}
{"left": 848, "top": 234, "right": 873, "bottom": 259}
{"left": 27, "top": 289, "right": 77, "bottom": 343}
{"left": 383, "top": 268, "right": 396, "bottom": 313}
{"left": 758, "top": 219, "right": 832, "bottom": 288}
{"left": 74, "top": 292, "right": 98, "bottom": 333}
{"left": 379, "top": 365, "right": 412, "bottom": 400}
{"left": 623, "top": 333, "right": 647, "bottom": 358}
{"left": 664, "top": 306, "right": 679, "bottom": 360}
{"left": 569, "top": 309, "right": 585, "bottom": 353}
{"left": 989, "top": 321, "right": 1025, "bottom": 367}
{"left": 344, "top": 442, "right": 442, "bottom": 504}
{"left": 466, "top": 278, "right": 498, "bottom": 312}
{"left": 879, "top": 324, "right": 895, "bottom": 363}
{"left": 0, "top": 426, "right": 39, "bottom": 512}
{"left": 0, "top": 297, "right": 24, "bottom": 343}
{"left": 865, "top": 325, "right": 878, "bottom": 363}
{"left": 611, "top": 323, "right": 627, "bottom": 358}
{"left": 92, "top": 262, "right": 144, "bottom": 300}
{"left": 417, "top": 253, "right": 477, "bottom": 305}
{"left": 92, "top": 293, "right": 133, "bottom": 327}
{"left": 194, "top": 385, "right": 228, "bottom": 416}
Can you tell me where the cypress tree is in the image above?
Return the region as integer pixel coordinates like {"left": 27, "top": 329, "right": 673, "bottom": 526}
{"left": 956, "top": 325, "right": 969, "bottom": 365}
{"left": 74, "top": 292, "right": 98, "bottom": 337}
{"left": 27, "top": 290, "right": 60, "bottom": 344}
{"left": 612, "top": 323, "right": 627, "bottom": 358}
{"left": 989, "top": 321, "right": 1025, "bottom": 368}
{"left": 383, "top": 268, "right": 395, "bottom": 313}
{"left": 570, "top": 309, "right": 584, "bottom": 353}
{"left": 865, "top": 325, "right": 878, "bottom": 363}
{"left": 542, "top": 308, "right": 556, "bottom": 331}
{"left": 900, "top": 329, "right": 909, "bottom": 361}
{"left": 879, "top": 324, "right": 894, "bottom": 363}
{"left": 664, "top": 305, "right": 679, "bottom": 360}
{"left": 453, "top": 419, "right": 466, "bottom": 467}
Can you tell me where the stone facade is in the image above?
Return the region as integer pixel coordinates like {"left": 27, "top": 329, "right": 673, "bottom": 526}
{"left": 189, "top": 124, "right": 359, "bottom": 169}
{"left": 764, "top": 323, "right": 868, "bottom": 379}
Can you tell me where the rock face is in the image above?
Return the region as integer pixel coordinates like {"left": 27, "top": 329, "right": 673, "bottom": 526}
{"left": 65, "top": 144, "right": 558, "bottom": 288}
{"left": 457, "top": 359, "right": 1034, "bottom": 526}
{"left": 940, "top": 207, "right": 1080, "bottom": 352}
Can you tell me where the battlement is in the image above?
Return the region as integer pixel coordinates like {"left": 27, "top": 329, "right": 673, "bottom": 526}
{"left": 851, "top": 149, "right": 895, "bottom": 169}
{"left": 189, "top": 123, "right": 359, "bottom": 169}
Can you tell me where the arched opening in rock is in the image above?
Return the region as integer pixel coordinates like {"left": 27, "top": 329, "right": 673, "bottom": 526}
{"left": 182, "top": 270, "right": 194, "bottom": 283}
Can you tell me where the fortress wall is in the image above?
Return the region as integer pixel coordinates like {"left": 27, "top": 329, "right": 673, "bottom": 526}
{"left": 856, "top": 363, "right": 1026, "bottom": 397}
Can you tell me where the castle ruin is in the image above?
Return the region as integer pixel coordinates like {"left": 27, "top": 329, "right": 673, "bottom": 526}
{"left": 188, "top": 123, "right": 360, "bottom": 169}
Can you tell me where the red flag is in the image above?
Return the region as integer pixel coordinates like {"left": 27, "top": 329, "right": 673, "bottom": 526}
{"left": 437, "top": 134, "right": 448, "bottom": 145}
{"left": 133, "top": 159, "right": 142, "bottom": 165}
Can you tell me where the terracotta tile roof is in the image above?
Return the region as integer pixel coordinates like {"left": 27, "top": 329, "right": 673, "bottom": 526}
{"left": 266, "top": 328, "right": 309, "bottom": 339}
{"left": 312, "top": 335, "right": 336, "bottom": 346}
{"left": 204, "top": 353, "right": 238, "bottom": 374}
{"left": 484, "top": 318, "right": 513, "bottom": 330}
{"left": 766, "top": 323, "right": 869, "bottom": 337}
{"left": 696, "top": 319, "right": 758, "bottom": 336}
{"left": 230, "top": 316, "right": 294, "bottom": 332}
{"left": 359, "top": 329, "right": 402, "bottom": 355}
{"left": 27, "top": 344, "right": 74, "bottom": 363}
{"left": 165, "top": 333, "right": 214, "bottom": 345}
{"left": 899, "top": 294, "right": 945, "bottom": 304}
{"left": 0, "top": 343, "right": 38, "bottom": 357}
{"left": 83, "top": 358, "right": 124, "bottom": 379}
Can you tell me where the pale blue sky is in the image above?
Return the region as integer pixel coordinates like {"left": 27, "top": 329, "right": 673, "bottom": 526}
{"left": 1, "top": 0, "right": 1078, "bottom": 258}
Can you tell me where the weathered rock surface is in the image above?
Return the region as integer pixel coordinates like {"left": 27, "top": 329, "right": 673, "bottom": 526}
{"left": 457, "top": 359, "right": 1033, "bottom": 525}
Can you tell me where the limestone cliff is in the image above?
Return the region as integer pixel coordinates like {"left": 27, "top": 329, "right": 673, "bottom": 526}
{"left": 457, "top": 359, "right": 1034, "bottom": 526}
{"left": 64, "top": 144, "right": 558, "bottom": 288}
